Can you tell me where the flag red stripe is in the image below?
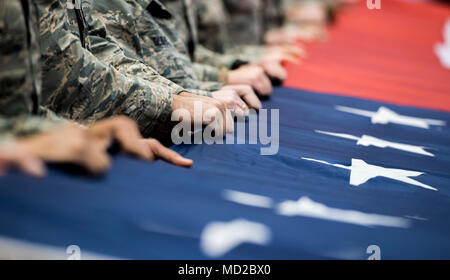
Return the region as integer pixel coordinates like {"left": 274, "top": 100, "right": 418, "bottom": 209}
{"left": 284, "top": 0, "right": 450, "bottom": 112}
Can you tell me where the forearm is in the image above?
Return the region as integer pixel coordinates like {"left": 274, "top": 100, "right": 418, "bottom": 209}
{"left": 37, "top": 0, "right": 183, "bottom": 136}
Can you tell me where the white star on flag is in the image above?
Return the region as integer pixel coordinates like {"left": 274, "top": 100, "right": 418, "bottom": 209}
{"left": 277, "top": 196, "right": 410, "bottom": 228}
{"left": 435, "top": 18, "right": 450, "bottom": 69}
{"left": 222, "top": 190, "right": 411, "bottom": 228}
{"left": 302, "top": 157, "right": 437, "bottom": 191}
{"left": 315, "top": 130, "right": 434, "bottom": 156}
{"left": 336, "top": 106, "right": 446, "bottom": 129}
{"left": 200, "top": 219, "right": 271, "bottom": 258}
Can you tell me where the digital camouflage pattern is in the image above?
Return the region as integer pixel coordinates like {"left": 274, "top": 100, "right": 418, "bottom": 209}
{"left": 91, "top": 0, "right": 222, "bottom": 92}
{"left": 192, "top": 0, "right": 230, "bottom": 54}
{"left": 161, "top": 0, "right": 239, "bottom": 73}
{"left": 0, "top": 0, "right": 66, "bottom": 142}
{"left": 192, "top": 0, "right": 264, "bottom": 64}
{"left": 223, "top": 0, "right": 264, "bottom": 46}
{"left": 0, "top": 0, "right": 40, "bottom": 117}
{"left": 88, "top": 0, "right": 220, "bottom": 91}
{"left": 263, "top": 0, "right": 285, "bottom": 31}
{"left": 162, "top": 0, "right": 230, "bottom": 83}
{"left": 223, "top": 0, "right": 284, "bottom": 45}
{"left": 37, "top": 0, "right": 188, "bottom": 136}
{"left": 0, "top": 116, "right": 66, "bottom": 143}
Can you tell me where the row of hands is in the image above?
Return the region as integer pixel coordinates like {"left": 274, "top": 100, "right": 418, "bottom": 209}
{"left": 0, "top": 19, "right": 323, "bottom": 177}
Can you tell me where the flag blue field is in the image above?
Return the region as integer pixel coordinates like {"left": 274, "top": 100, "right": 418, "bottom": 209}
{"left": 0, "top": 87, "right": 449, "bottom": 259}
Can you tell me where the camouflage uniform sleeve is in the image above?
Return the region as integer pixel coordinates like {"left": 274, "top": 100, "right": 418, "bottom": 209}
{"left": 192, "top": 0, "right": 263, "bottom": 65}
{"left": 37, "top": 106, "right": 71, "bottom": 122}
{"left": 193, "top": 0, "right": 231, "bottom": 53}
{"left": 192, "top": 62, "right": 227, "bottom": 83}
{"left": 191, "top": 62, "right": 230, "bottom": 91}
{"left": 193, "top": 44, "right": 253, "bottom": 69}
{"left": 0, "top": 0, "right": 69, "bottom": 141}
{"left": 223, "top": 0, "right": 265, "bottom": 46}
{"left": 85, "top": 1, "right": 186, "bottom": 89}
{"left": 0, "top": 0, "right": 39, "bottom": 117}
{"left": 0, "top": 116, "right": 67, "bottom": 143}
{"left": 157, "top": 0, "right": 227, "bottom": 83}
{"left": 263, "top": 0, "right": 285, "bottom": 32}
{"left": 198, "top": 82, "right": 223, "bottom": 92}
{"left": 224, "top": 45, "right": 264, "bottom": 63}
{"left": 90, "top": 8, "right": 220, "bottom": 97}
{"left": 37, "top": 0, "right": 185, "bottom": 137}
{"left": 91, "top": 0, "right": 210, "bottom": 94}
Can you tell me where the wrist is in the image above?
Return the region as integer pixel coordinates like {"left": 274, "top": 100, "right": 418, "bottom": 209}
{"left": 218, "top": 67, "right": 229, "bottom": 83}
{"left": 15, "top": 137, "right": 41, "bottom": 158}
